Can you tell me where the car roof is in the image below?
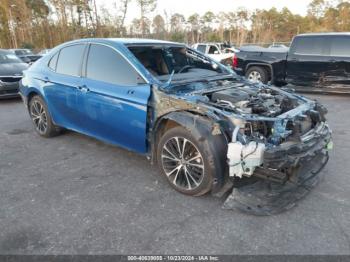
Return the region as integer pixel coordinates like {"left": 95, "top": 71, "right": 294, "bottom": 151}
{"left": 9, "top": 49, "right": 30, "bottom": 51}
{"left": 0, "top": 49, "right": 13, "bottom": 54}
{"left": 65, "top": 38, "right": 184, "bottom": 46}
{"left": 194, "top": 43, "right": 219, "bottom": 45}
{"left": 297, "top": 32, "right": 350, "bottom": 37}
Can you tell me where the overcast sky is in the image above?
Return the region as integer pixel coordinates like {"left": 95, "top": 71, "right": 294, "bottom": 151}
{"left": 99, "top": 0, "right": 314, "bottom": 23}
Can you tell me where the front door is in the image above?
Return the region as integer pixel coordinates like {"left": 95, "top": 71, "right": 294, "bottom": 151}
{"left": 286, "top": 36, "right": 329, "bottom": 88}
{"left": 323, "top": 35, "right": 350, "bottom": 89}
{"left": 78, "top": 43, "right": 151, "bottom": 153}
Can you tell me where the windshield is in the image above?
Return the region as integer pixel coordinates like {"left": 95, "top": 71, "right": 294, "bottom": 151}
{"left": 15, "top": 49, "right": 33, "bottom": 56}
{"left": 128, "top": 45, "right": 232, "bottom": 84}
{"left": 0, "top": 53, "right": 23, "bottom": 64}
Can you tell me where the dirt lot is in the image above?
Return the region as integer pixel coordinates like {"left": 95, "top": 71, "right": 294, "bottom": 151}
{"left": 0, "top": 94, "right": 349, "bottom": 255}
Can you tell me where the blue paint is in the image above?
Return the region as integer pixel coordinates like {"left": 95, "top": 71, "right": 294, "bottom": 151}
{"left": 20, "top": 39, "right": 153, "bottom": 153}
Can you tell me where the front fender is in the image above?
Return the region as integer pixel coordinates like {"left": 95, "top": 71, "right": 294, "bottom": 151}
{"left": 152, "top": 111, "right": 230, "bottom": 195}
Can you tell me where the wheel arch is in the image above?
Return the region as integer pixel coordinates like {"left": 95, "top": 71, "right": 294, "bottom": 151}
{"left": 246, "top": 63, "right": 274, "bottom": 82}
{"left": 27, "top": 90, "right": 40, "bottom": 104}
{"left": 151, "top": 110, "right": 229, "bottom": 194}
{"left": 25, "top": 89, "right": 60, "bottom": 128}
{"left": 25, "top": 90, "right": 44, "bottom": 110}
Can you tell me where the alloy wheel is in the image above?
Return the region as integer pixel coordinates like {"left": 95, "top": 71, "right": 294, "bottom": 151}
{"left": 30, "top": 100, "right": 48, "bottom": 134}
{"left": 248, "top": 71, "right": 262, "bottom": 83}
{"left": 161, "top": 136, "right": 205, "bottom": 191}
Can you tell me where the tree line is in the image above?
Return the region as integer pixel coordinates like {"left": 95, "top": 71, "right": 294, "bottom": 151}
{"left": 0, "top": 0, "right": 349, "bottom": 49}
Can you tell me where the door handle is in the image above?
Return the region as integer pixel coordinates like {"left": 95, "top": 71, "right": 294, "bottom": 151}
{"left": 291, "top": 58, "right": 299, "bottom": 62}
{"left": 78, "top": 85, "right": 90, "bottom": 92}
{"left": 127, "top": 89, "right": 135, "bottom": 95}
{"left": 329, "top": 59, "right": 336, "bottom": 63}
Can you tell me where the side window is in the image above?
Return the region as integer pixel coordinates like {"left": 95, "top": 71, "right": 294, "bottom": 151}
{"left": 293, "top": 36, "right": 328, "bottom": 56}
{"left": 86, "top": 44, "right": 140, "bottom": 86}
{"left": 330, "top": 36, "right": 350, "bottom": 57}
{"left": 56, "top": 44, "right": 85, "bottom": 76}
{"left": 197, "top": 45, "right": 206, "bottom": 53}
{"left": 48, "top": 52, "right": 59, "bottom": 70}
{"left": 208, "top": 45, "right": 219, "bottom": 54}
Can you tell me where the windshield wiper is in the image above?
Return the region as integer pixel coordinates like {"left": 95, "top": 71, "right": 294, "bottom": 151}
{"left": 160, "top": 70, "right": 175, "bottom": 89}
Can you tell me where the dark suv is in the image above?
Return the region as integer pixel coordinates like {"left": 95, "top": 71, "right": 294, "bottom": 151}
{"left": 234, "top": 33, "right": 350, "bottom": 93}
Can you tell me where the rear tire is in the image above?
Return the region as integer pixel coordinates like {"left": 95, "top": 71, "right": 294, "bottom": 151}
{"left": 246, "top": 66, "right": 269, "bottom": 84}
{"left": 156, "top": 126, "right": 214, "bottom": 196}
{"left": 29, "top": 95, "right": 61, "bottom": 138}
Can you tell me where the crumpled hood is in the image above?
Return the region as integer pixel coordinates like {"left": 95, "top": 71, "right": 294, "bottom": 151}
{"left": 0, "top": 63, "right": 28, "bottom": 76}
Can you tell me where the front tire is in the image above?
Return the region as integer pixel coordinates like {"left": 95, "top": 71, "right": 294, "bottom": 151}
{"left": 156, "top": 126, "right": 214, "bottom": 196}
{"left": 29, "top": 95, "right": 60, "bottom": 137}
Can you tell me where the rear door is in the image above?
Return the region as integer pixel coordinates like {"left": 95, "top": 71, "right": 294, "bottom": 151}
{"left": 79, "top": 43, "right": 151, "bottom": 153}
{"left": 44, "top": 44, "right": 86, "bottom": 130}
{"left": 325, "top": 35, "right": 350, "bottom": 88}
{"left": 286, "top": 36, "right": 329, "bottom": 87}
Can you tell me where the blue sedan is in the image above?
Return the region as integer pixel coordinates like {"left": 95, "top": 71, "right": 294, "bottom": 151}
{"left": 19, "top": 38, "right": 331, "bottom": 214}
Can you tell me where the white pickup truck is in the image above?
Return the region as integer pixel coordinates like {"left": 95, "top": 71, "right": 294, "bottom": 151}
{"left": 192, "top": 43, "right": 238, "bottom": 67}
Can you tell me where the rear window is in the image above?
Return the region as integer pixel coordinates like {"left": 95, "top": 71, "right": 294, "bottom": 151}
{"left": 196, "top": 45, "right": 206, "bottom": 53}
{"left": 56, "top": 44, "right": 85, "bottom": 76}
{"left": 48, "top": 52, "right": 59, "bottom": 70}
{"left": 330, "top": 36, "right": 350, "bottom": 57}
{"left": 293, "top": 36, "right": 328, "bottom": 56}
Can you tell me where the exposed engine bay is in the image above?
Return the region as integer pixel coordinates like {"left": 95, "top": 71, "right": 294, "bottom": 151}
{"left": 152, "top": 80, "right": 332, "bottom": 215}
{"left": 205, "top": 85, "right": 324, "bottom": 146}
{"left": 196, "top": 84, "right": 330, "bottom": 190}
{"left": 210, "top": 87, "right": 296, "bottom": 117}
{"left": 178, "top": 83, "right": 330, "bottom": 215}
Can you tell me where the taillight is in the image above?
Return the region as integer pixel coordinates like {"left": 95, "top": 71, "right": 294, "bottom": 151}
{"left": 232, "top": 55, "right": 238, "bottom": 68}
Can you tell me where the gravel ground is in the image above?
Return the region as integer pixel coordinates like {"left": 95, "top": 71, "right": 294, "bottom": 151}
{"left": 0, "top": 94, "right": 349, "bottom": 255}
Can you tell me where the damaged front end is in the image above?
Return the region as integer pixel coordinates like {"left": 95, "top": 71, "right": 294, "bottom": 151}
{"left": 156, "top": 80, "right": 332, "bottom": 215}
{"left": 224, "top": 121, "right": 331, "bottom": 215}
{"left": 202, "top": 84, "right": 332, "bottom": 215}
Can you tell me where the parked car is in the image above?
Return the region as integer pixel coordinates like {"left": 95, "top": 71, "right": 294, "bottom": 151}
{"left": 9, "top": 49, "right": 42, "bottom": 64}
{"left": 19, "top": 39, "right": 332, "bottom": 214}
{"left": 233, "top": 33, "right": 350, "bottom": 93}
{"left": 192, "top": 43, "right": 236, "bottom": 67}
{"left": 0, "top": 49, "right": 28, "bottom": 99}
